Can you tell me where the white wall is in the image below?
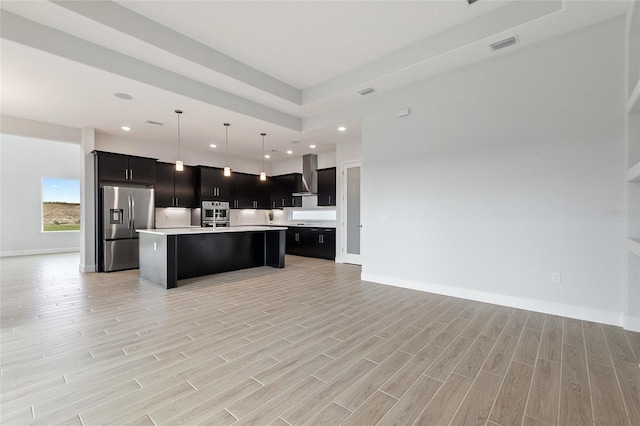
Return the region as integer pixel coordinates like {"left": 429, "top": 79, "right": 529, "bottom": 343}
{"left": 356, "top": 17, "right": 627, "bottom": 326}
{"left": 0, "top": 134, "right": 82, "bottom": 256}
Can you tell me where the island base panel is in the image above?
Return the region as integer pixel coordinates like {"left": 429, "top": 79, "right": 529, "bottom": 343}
{"left": 139, "top": 233, "right": 177, "bottom": 288}
{"left": 177, "top": 232, "right": 266, "bottom": 279}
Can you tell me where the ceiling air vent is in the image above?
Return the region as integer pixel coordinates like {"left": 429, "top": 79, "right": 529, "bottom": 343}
{"left": 358, "top": 87, "right": 375, "bottom": 96}
{"left": 144, "top": 120, "right": 164, "bottom": 126}
{"left": 490, "top": 36, "right": 517, "bottom": 51}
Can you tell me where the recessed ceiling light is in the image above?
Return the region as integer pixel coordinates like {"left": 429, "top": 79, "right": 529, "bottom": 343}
{"left": 338, "top": 126, "right": 347, "bottom": 132}
{"left": 286, "top": 150, "right": 293, "bottom": 154}
{"left": 264, "top": 154, "right": 271, "bottom": 159}
{"left": 309, "top": 144, "right": 316, "bottom": 149}
{"left": 121, "top": 126, "right": 131, "bottom": 131}
{"left": 209, "top": 144, "right": 217, "bottom": 148}
{"left": 114, "top": 93, "right": 133, "bottom": 100}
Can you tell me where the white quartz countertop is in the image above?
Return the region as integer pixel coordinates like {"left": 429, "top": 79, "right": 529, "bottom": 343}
{"left": 137, "top": 226, "right": 288, "bottom": 236}
{"left": 284, "top": 224, "right": 336, "bottom": 228}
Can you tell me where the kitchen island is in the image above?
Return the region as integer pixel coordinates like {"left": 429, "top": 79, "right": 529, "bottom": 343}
{"left": 137, "top": 226, "right": 287, "bottom": 289}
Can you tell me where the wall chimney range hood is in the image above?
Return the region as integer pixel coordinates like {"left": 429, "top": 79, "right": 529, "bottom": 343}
{"left": 293, "top": 154, "right": 318, "bottom": 196}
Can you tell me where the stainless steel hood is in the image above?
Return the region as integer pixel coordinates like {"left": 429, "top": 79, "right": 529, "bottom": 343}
{"left": 293, "top": 154, "right": 318, "bottom": 196}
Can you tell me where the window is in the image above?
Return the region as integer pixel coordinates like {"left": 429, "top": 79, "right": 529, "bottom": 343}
{"left": 289, "top": 209, "right": 336, "bottom": 222}
{"left": 42, "top": 177, "right": 80, "bottom": 232}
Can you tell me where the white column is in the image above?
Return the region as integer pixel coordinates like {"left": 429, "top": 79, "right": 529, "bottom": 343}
{"left": 79, "top": 127, "right": 96, "bottom": 272}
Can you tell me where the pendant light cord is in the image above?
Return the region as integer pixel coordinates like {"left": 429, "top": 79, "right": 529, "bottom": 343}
{"left": 224, "top": 123, "right": 230, "bottom": 166}
{"left": 177, "top": 112, "right": 181, "bottom": 160}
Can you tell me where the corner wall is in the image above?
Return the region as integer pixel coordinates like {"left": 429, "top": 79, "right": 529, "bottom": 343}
{"left": 0, "top": 134, "right": 81, "bottom": 256}
{"left": 358, "top": 17, "right": 627, "bottom": 326}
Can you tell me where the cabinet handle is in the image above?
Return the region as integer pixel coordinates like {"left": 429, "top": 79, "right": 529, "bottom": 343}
{"left": 175, "top": 197, "right": 179, "bottom": 206}
{"left": 125, "top": 168, "right": 129, "bottom": 180}
{"left": 328, "top": 196, "right": 331, "bottom": 204}
{"left": 282, "top": 198, "right": 285, "bottom": 206}
{"left": 291, "top": 198, "right": 294, "bottom": 206}
{"left": 272, "top": 201, "right": 276, "bottom": 208}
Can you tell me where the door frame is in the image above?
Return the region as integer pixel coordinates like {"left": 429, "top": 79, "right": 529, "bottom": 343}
{"left": 341, "top": 160, "right": 362, "bottom": 265}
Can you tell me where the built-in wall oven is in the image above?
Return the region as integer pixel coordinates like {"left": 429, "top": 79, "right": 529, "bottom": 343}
{"left": 202, "top": 201, "right": 230, "bottom": 227}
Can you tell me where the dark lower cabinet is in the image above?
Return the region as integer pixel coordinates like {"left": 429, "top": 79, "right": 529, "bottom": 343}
{"left": 310, "top": 228, "right": 336, "bottom": 260}
{"left": 285, "top": 227, "right": 335, "bottom": 260}
{"left": 286, "top": 228, "right": 305, "bottom": 256}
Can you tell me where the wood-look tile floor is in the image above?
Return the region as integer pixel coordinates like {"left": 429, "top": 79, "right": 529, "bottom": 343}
{"left": 1, "top": 253, "right": 639, "bottom": 426}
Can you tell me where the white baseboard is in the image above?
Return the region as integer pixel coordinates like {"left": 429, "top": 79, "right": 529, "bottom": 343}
{"left": 79, "top": 264, "right": 96, "bottom": 273}
{"left": 361, "top": 273, "right": 623, "bottom": 328}
{"left": 0, "top": 247, "right": 80, "bottom": 258}
{"left": 623, "top": 316, "right": 640, "bottom": 332}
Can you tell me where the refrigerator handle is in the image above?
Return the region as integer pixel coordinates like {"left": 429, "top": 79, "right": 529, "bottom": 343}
{"left": 131, "top": 195, "right": 135, "bottom": 229}
{"left": 127, "top": 195, "right": 132, "bottom": 229}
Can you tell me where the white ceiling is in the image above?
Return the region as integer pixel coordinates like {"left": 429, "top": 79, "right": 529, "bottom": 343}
{"left": 0, "top": 0, "right": 630, "bottom": 162}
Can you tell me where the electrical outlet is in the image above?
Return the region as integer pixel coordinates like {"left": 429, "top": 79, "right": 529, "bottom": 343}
{"left": 153, "top": 242, "right": 157, "bottom": 251}
{"left": 378, "top": 214, "right": 389, "bottom": 223}
{"left": 551, "top": 272, "right": 561, "bottom": 283}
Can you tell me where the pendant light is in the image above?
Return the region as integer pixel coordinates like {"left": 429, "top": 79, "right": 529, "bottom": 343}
{"left": 223, "top": 122, "right": 231, "bottom": 177}
{"left": 260, "top": 132, "right": 267, "bottom": 181}
{"left": 175, "top": 109, "right": 184, "bottom": 171}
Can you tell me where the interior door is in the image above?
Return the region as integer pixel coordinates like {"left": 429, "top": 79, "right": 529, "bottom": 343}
{"left": 342, "top": 161, "right": 362, "bottom": 265}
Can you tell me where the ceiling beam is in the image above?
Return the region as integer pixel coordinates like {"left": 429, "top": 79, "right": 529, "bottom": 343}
{"left": 51, "top": 0, "right": 302, "bottom": 106}
{"left": 0, "top": 11, "right": 302, "bottom": 132}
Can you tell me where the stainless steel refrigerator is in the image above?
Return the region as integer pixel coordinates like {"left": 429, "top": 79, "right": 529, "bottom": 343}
{"left": 102, "top": 185, "right": 154, "bottom": 272}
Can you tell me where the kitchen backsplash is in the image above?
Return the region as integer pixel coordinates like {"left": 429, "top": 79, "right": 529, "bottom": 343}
{"left": 230, "top": 208, "right": 336, "bottom": 228}
{"left": 156, "top": 207, "right": 337, "bottom": 228}
{"left": 155, "top": 208, "right": 194, "bottom": 228}
{"left": 230, "top": 209, "right": 270, "bottom": 226}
